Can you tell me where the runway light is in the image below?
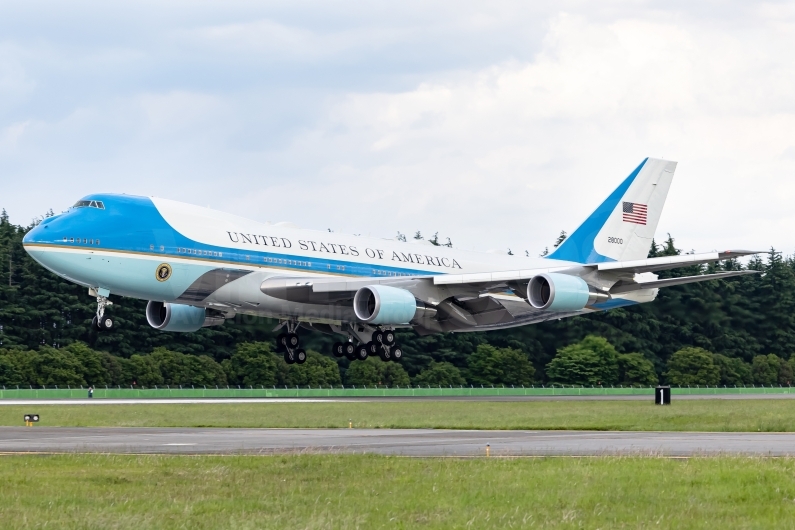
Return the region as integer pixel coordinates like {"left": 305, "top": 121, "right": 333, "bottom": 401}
{"left": 486, "top": 444, "right": 490, "bottom": 457}
{"left": 23, "top": 414, "right": 39, "bottom": 426}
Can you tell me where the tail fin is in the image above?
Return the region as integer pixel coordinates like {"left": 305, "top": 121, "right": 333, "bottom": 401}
{"left": 548, "top": 158, "right": 676, "bottom": 263}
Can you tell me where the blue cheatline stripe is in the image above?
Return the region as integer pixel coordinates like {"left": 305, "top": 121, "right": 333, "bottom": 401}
{"left": 23, "top": 193, "right": 444, "bottom": 279}
{"left": 548, "top": 158, "right": 648, "bottom": 264}
{"left": 590, "top": 298, "right": 639, "bottom": 310}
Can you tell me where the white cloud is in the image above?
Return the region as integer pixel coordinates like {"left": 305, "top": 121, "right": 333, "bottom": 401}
{"left": 224, "top": 10, "right": 795, "bottom": 254}
{"left": 2, "top": 2, "right": 795, "bottom": 256}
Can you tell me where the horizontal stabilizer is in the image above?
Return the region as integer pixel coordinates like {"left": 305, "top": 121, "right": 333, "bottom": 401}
{"left": 610, "top": 270, "right": 760, "bottom": 294}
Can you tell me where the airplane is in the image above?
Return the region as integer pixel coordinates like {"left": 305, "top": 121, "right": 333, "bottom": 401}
{"left": 23, "top": 158, "right": 759, "bottom": 365}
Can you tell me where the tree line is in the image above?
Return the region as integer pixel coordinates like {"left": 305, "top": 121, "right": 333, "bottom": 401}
{"left": 2, "top": 209, "right": 795, "bottom": 386}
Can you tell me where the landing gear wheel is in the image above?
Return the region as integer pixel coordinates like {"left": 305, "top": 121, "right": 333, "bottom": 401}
{"left": 373, "top": 330, "right": 384, "bottom": 344}
{"left": 295, "top": 349, "right": 307, "bottom": 364}
{"left": 285, "top": 333, "right": 300, "bottom": 349}
{"left": 383, "top": 330, "right": 396, "bottom": 347}
{"left": 93, "top": 315, "right": 113, "bottom": 331}
{"left": 355, "top": 344, "right": 369, "bottom": 361}
{"left": 283, "top": 350, "right": 295, "bottom": 364}
{"left": 391, "top": 346, "right": 403, "bottom": 362}
{"left": 366, "top": 341, "right": 380, "bottom": 356}
{"left": 343, "top": 342, "right": 356, "bottom": 361}
{"left": 276, "top": 333, "right": 287, "bottom": 352}
{"left": 378, "top": 345, "right": 391, "bottom": 362}
{"left": 332, "top": 342, "right": 344, "bottom": 358}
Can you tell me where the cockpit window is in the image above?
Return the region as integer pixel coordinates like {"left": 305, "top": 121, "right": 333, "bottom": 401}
{"left": 73, "top": 200, "right": 105, "bottom": 209}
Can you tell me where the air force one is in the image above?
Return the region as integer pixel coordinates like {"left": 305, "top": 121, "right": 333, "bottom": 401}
{"left": 23, "top": 158, "right": 759, "bottom": 364}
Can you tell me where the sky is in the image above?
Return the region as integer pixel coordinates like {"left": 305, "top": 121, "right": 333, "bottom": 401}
{"left": 1, "top": 1, "right": 795, "bottom": 256}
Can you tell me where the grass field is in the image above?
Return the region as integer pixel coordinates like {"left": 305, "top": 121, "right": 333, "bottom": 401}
{"left": 1, "top": 454, "right": 794, "bottom": 529}
{"left": 2, "top": 399, "right": 795, "bottom": 431}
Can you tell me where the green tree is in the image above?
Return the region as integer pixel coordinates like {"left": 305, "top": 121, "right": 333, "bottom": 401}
{"left": 467, "top": 344, "right": 535, "bottom": 387}
{"left": 713, "top": 354, "right": 752, "bottom": 386}
{"left": 617, "top": 353, "right": 658, "bottom": 386}
{"left": 222, "top": 342, "right": 279, "bottom": 387}
{"left": 127, "top": 354, "right": 164, "bottom": 387}
{"left": 665, "top": 347, "right": 720, "bottom": 386}
{"left": 751, "top": 354, "right": 781, "bottom": 385}
{"left": 546, "top": 336, "right": 619, "bottom": 386}
{"left": 546, "top": 345, "right": 602, "bottom": 386}
{"left": 345, "top": 358, "right": 410, "bottom": 387}
{"left": 0, "top": 348, "right": 38, "bottom": 387}
{"left": 63, "top": 342, "right": 109, "bottom": 386}
{"left": 280, "top": 351, "right": 341, "bottom": 387}
{"left": 36, "top": 347, "right": 86, "bottom": 387}
{"left": 414, "top": 362, "right": 466, "bottom": 387}
{"left": 0, "top": 350, "right": 27, "bottom": 386}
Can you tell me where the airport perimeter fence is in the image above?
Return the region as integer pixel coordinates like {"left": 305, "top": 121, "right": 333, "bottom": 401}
{"left": 1, "top": 385, "right": 795, "bottom": 399}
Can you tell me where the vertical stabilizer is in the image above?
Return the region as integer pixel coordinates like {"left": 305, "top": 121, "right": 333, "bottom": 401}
{"left": 548, "top": 158, "right": 676, "bottom": 263}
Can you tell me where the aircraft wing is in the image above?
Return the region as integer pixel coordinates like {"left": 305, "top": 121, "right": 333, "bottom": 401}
{"left": 260, "top": 250, "right": 762, "bottom": 304}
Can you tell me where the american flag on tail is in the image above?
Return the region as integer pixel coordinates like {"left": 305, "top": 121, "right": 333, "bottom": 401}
{"left": 622, "top": 202, "right": 647, "bottom": 225}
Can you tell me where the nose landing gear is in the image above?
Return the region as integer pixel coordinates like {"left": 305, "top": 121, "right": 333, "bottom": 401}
{"left": 92, "top": 289, "right": 114, "bottom": 332}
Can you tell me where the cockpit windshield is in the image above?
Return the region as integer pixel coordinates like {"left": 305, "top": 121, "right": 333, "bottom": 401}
{"left": 72, "top": 200, "right": 105, "bottom": 210}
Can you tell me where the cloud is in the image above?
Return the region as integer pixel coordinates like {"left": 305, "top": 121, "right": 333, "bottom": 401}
{"left": 2, "top": 2, "right": 795, "bottom": 256}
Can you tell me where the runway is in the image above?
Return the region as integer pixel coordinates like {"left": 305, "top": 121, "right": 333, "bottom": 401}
{"left": 2, "top": 393, "right": 795, "bottom": 405}
{"left": 2, "top": 427, "right": 794, "bottom": 456}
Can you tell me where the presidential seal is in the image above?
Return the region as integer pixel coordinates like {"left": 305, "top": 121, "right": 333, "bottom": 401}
{"left": 155, "top": 263, "right": 172, "bottom": 282}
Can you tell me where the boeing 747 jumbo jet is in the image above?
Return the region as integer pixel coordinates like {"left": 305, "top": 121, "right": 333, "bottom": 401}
{"left": 23, "top": 158, "right": 759, "bottom": 364}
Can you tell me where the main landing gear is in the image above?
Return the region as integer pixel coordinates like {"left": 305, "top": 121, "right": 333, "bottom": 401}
{"left": 276, "top": 321, "right": 306, "bottom": 365}
{"left": 332, "top": 328, "right": 403, "bottom": 363}
{"left": 92, "top": 291, "right": 114, "bottom": 332}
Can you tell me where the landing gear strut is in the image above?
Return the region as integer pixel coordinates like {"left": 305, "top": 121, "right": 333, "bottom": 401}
{"left": 276, "top": 320, "right": 306, "bottom": 365}
{"left": 92, "top": 291, "right": 114, "bottom": 332}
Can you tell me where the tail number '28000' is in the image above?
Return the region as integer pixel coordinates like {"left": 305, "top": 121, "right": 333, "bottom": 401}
{"left": 607, "top": 237, "right": 623, "bottom": 244}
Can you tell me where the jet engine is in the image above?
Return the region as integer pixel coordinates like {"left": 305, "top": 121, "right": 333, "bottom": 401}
{"left": 353, "top": 285, "right": 418, "bottom": 325}
{"left": 145, "top": 301, "right": 225, "bottom": 333}
{"left": 527, "top": 273, "right": 608, "bottom": 311}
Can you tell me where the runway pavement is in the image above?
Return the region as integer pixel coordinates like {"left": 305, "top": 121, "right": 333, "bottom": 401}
{"left": 2, "top": 427, "right": 795, "bottom": 456}
{"left": 3, "top": 394, "right": 795, "bottom": 405}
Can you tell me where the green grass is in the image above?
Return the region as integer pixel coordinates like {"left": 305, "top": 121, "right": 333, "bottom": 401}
{"left": 1, "top": 454, "right": 795, "bottom": 529}
{"left": 3, "top": 399, "right": 795, "bottom": 431}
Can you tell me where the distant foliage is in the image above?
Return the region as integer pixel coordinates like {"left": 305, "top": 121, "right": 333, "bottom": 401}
{"left": 6, "top": 210, "right": 795, "bottom": 387}
{"left": 280, "top": 351, "right": 341, "bottom": 388}
{"left": 345, "top": 357, "right": 410, "bottom": 387}
{"left": 665, "top": 347, "right": 720, "bottom": 386}
{"left": 413, "top": 362, "right": 466, "bottom": 387}
{"left": 466, "top": 344, "right": 535, "bottom": 387}
{"left": 546, "top": 336, "right": 620, "bottom": 386}
{"left": 617, "top": 353, "right": 658, "bottom": 386}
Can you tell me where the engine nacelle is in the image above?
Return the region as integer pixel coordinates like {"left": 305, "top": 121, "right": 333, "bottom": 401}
{"left": 528, "top": 273, "right": 606, "bottom": 311}
{"left": 353, "top": 285, "right": 418, "bottom": 325}
{"left": 145, "top": 301, "right": 224, "bottom": 333}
